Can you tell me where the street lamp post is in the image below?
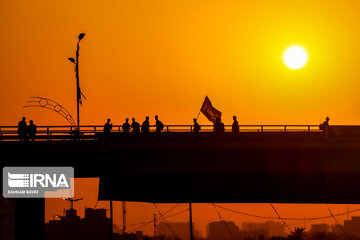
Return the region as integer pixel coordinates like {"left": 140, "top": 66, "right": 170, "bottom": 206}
{"left": 68, "top": 33, "right": 86, "bottom": 129}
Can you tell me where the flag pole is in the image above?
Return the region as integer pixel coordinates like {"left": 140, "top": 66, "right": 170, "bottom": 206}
{"left": 196, "top": 95, "right": 207, "bottom": 121}
{"left": 196, "top": 110, "right": 201, "bottom": 121}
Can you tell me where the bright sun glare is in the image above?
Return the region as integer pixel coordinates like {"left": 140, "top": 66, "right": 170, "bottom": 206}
{"left": 284, "top": 46, "right": 308, "bottom": 69}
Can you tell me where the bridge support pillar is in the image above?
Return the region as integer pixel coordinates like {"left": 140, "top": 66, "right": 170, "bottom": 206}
{"left": 15, "top": 198, "right": 44, "bottom": 240}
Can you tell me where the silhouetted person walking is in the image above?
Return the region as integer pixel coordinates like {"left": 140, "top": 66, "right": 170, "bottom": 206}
{"left": 103, "top": 119, "right": 112, "bottom": 134}
{"left": 320, "top": 116, "right": 330, "bottom": 139}
{"left": 131, "top": 118, "right": 140, "bottom": 133}
{"left": 193, "top": 118, "right": 201, "bottom": 133}
{"left": 17, "top": 117, "right": 27, "bottom": 141}
{"left": 28, "top": 120, "right": 37, "bottom": 141}
{"left": 122, "top": 118, "right": 131, "bottom": 133}
{"left": 214, "top": 117, "right": 225, "bottom": 134}
{"left": 232, "top": 115, "right": 239, "bottom": 133}
{"left": 323, "top": 116, "right": 330, "bottom": 128}
{"left": 320, "top": 116, "right": 330, "bottom": 131}
{"left": 141, "top": 116, "right": 150, "bottom": 133}
{"left": 155, "top": 115, "right": 164, "bottom": 133}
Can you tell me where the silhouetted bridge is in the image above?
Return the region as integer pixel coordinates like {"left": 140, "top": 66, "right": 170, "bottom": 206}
{"left": 3, "top": 124, "right": 360, "bottom": 240}
{"left": 2, "top": 124, "right": 360, "bottom": 203}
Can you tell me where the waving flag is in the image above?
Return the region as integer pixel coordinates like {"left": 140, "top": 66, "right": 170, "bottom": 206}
{"left": 200, "top": 96, "right": 222, "bottom": 123}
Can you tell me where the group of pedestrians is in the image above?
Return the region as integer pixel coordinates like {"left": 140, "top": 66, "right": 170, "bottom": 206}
{"left": 193, "top": 115, "right": 239, "bottom": 133}
{"left": 103, "top": 115, "right": 239, "bottom": 134}
{"left": 16, "top": 114, "right": 240, "bottom": 140}
{"left": 103, "top": 115, "right": 164, "bottom": 134}
{"left": 17, "top": 117, "right": 37, "bottom": 141}
{"left": 16, "top": 115, "right": 330, "bottom": 140}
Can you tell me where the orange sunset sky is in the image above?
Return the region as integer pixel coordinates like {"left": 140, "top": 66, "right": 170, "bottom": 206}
{"left": 2, "top": 0, "right": 360, "bottom": 237}
{"left": 1, "top": 0, "right": 360, "bottom": 125}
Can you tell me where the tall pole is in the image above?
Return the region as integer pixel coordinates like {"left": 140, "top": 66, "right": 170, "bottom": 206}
{"left": 69, "top": 33, "right": 85, "bottom": 129}
{"left": 153, "top": 213, "right": 157, "bottom": 240}
{"left": 110, "top": 200, "right": 113, "bottom": 240}
{"left": 122, "top": 201, "right": 127, "bottom": 234}
{"left": 189, "top": 203, "right": 194, "bottom": 240}
{"left": 76, "top": 41, "right": 80, "bottom": 128}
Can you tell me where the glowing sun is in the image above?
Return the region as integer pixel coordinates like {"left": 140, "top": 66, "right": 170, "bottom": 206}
{"left": 284, "top": 46, "right": 308, "bottom": 69}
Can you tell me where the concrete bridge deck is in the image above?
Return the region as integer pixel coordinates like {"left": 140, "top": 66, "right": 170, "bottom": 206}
{"left": 1, "top": 130, "right": 360, "bottom": 204}
{"left": 3, "top": 129, "right": 360, "bottom": 240}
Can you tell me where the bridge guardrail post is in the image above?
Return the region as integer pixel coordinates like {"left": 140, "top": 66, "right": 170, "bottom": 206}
{"left": 261, "top": 126, "right": 263, "bottom": 132}
{"left": 46, "top": 127, "right": 50, "bottom": 141}
{"left": 284, "top": 126, "right": 287, "bottom": 132}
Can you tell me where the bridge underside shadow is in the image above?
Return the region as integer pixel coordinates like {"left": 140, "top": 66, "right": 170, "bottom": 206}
{"left": 2, "top": 132, "right": 360, "bottom": 203}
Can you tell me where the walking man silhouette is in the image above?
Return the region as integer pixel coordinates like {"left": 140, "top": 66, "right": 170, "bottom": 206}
{"left": 319, "top": 116, "right": 330, "bottom": 131}
{"left": 155, "top": 115, "right": 164, "bottom": 133}
{"left": 17, "top": 117, "right": 27, "bottom": 141}
{"left": 122, "top": 118, "right": 131, "bottom": 133}
{"left": 193, "top": 118, "right": 201, "bottom": 133}
{"left": 131, "top": 118, "right": 140, "bottom": 133}
{"left": 28, "top": 120, "right": 37, "bottom": 141}
{"left": 103, "top": 118, "right": 112, "bottom": 134}
{"left": 141, "top": 116, "right": 150, "bottom": 133}
{"left": 213, "top": 117, "right": 225, "bottom": 134}
{"left": 232, "top": 115, "right": 239, "bottom": 133}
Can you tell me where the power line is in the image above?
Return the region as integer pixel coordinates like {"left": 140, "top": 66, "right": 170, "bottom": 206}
{"left": 270, "top": 203, "right": 291, "bottom": 232}
{"left": 211, "top": 203, "right": 237, "bottom": 240}
{"left": 128, "top": 208, "right": 189, "bottom": 232}
{"left": 125, "top": 204, "right": 180, "bottom": 228}
{"left": 212, "top": 204, "right": 360, "bottom": 221}
{"left": 153, "top": 203, "right": 179, "bottom": 239}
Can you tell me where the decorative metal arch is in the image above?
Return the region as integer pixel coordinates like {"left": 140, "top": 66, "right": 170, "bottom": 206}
{"left": 23, "top": 97, "right": 76, "bottom": 126}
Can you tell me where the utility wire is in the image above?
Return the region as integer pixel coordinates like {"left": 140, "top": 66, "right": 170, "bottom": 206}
{"left": 270, "top": 203, "right": 291, "bottom": 232}
{"left": 126, "top": 204, "right": 180, "bottom": 228}
{"left": 211, "top": 203, "right": 237, "bottom": 240}
{"left": 326, "top": 204, "right": 352, "bottom": 240}
{"left": 213, "top": 204, "right": 360, "bottom": 221}
{"left": 153, "top": 203, "right": 179, "bottom": 239}
{"left": 128, "top": 208, "right": 189, "bottom": 232}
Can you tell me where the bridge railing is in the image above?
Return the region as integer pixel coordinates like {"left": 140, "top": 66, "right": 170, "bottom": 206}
{"left": 0, "top": 124, "right": 321, "bottom": 141}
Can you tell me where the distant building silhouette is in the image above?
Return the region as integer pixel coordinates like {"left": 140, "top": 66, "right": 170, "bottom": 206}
{"left": 207, "top": 220, "right": 275, "bottom": 240}
{"left": 242, "top": 221, "right": 285, "bottom": 238}
{"left": 45, "top": 208, "right": 113, "bottom": 240}
{"left": 309, "top": 224, "right": 329, "bottom": 235}
{"left": 344, "top": 216, "right": 360, "bottom": 238}
{"left": 157, "top": 222, "right": 198, "bottom": 240}
{"left": 208, "top": 221, "right": 240, "bottom": 240}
